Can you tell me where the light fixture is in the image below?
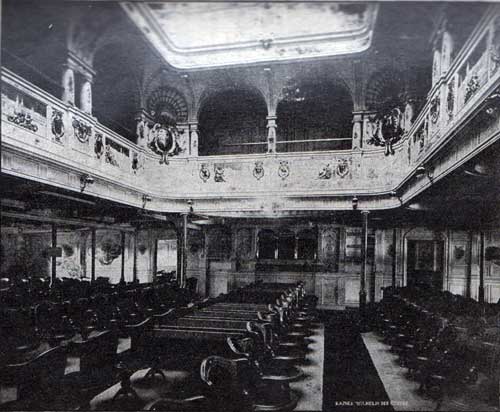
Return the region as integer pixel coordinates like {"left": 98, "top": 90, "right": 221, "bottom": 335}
{"left": 406, "top": 202, "right": 431, "bottom": 211}
{"left": 464, "top": 163, "right": 491, "bottom": 177}
{"left": 187, "top": 199, "right": 194, "bottom": 214}
{"left": 390, "top": 190, "right": 403, "bottom": 206}
{"left": 142, "top": 194, "right": 152, "bottom": 208}
{"left": 415, "top": 166, "right": 433, "bottom": 182}
{"left": 352, "top": 196, "right": 359, "bottom": 210}
{"left": 80, "top": 174, "right": 94, "bottom": 192}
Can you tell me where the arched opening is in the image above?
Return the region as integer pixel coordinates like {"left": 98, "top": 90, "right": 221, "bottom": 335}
{"left": 278, "top": 229, "right": 296, "bottom": 260}
{"left": 366, "top": 69, "right": 405, "bottom": 112}
{"left": 297, "top": 229, "right": 318, "bottom": 260}
{"left": 93, "top": 43, "right": 141, "bottom": 143}
{"left": 276, "top": 80, "right": 353, "bottom": 152}
{"left": 258, "top": 229, "right": 277, "bottom": 260}
{"left": 198, "top": 88, "right": 268, "bottom": 156}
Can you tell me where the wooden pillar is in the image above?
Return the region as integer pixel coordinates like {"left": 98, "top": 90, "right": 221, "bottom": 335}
{"left": 133, "top": 229, "right": 138, "bottom": 283}
{"left": 360, "top": 211, "right": 369, "bottom": 313}
{"left": 51, "top": 224, "right": 57, "bottom": 286}
{"left": 91, "top": 228, "right": 96, "bottom": 282}
{"left": 479, "top": 231, "right": 485, "bottom": 304}
{"left": 120, "top": 231, "right": 126, "bottom": 284}
{"left": 180, "top": 214, "right": 188, "bottom": 288}
{"left": 392, "top": 228, "right": 397, "bottom": 288}
{"left": 465, "top": 231, "right": 473, "bottom": 299}
{"left": 152, "top": 237, "right": 158, "bottom": 283}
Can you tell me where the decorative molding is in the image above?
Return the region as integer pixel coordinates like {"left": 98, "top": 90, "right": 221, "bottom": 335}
{"left": 199, "top": 163, "right": 210, "bottom": 182}
{"left": 253, "top": 161, "right": 265, "bottom": 180}
{"left": 72, "top": 117, "right": 91, "bottom": 144}
{"left": 278, "top": 161, "right": 290, "bottom": 180}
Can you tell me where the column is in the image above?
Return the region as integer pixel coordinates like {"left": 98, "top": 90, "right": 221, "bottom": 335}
{"left": 478, "top": 231, "right": 485, "bottom": 304}
{"left": 359, "top": 211, "right": 370, "bottom": 313}
{"left": 120, "top": 231, "right": 126, "bottom": 284}
{"left": 189, "top": 122, "right": 199, "bottom": 156}
{"left": 133, "top": 229, "right": 138, "bottom": 283}
{"left": 351, "top": 112, "right": 364, "bottom": 150}
{"left": 266, "top": 115, "right": 277, "bottom": 153}
{"left": 135, "top": 111, "right": 150, "bottom": 148}
{"left": 152, "top": 234, "right": 158, "bottom": 283}
{"left": 61, "top": 64, "right": 75, "bottom": 105}
{"left": 80, "top": 75, "right": 93, "bottom": 115}
{"left": 392, "top": 228, "right": 397, "bottom": 288}
{"left": 51, "top": 224, "right": 57, "bottom": 286}
{"left": 465, "top": 231, "right": 473, "bottom": 299}
{"left": 179, "top": 213, "right": 189, "bottom": 288}
{"left": 91, "top": 229, "right": 96, "bottom": 282}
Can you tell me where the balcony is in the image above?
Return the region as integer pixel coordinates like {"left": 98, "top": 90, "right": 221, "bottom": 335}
{"left": 1, "top": 6, "right": 500, "bottom": 215}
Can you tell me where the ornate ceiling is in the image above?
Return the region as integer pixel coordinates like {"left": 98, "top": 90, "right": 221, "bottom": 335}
{"left": 120, "top": 2, "right": 378, "bottom": 69}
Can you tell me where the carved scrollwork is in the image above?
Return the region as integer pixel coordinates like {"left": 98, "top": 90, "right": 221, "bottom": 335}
{"left": 7, "top": 111, "right": 39, "bottom": 132}
{"left": 430, "top": 95, "right": 440, "bottom": 124}
{"left": 318, "top": 163, "right": 333, "bottom": 180}
{"left": 72, "top": 118, "right": 91, "bottom": 143}
{"left": 94, "top": 133, "right": 104, "bottom": 159}
{"left": 199, "top": 163, "right": 210, "bottom": 182}
{"left": 367, "top": 107, "right": 404, "bottom": 156}
{"left": 447, "top": 82, "right": 455, "bottom": 120}
{"left": 278, "top": 161, "right": 290, "bottom": 180}
{"left": 148, "top": 123, "right": 183, "bottom": 164}
{"left": 131, "top": 152, "right": 144, "bottom": 174}
{"left": 51, "top": 109, "right": 64, "bottom": 142}
{"left": 214, "top": 164, "right": 225, "bottom": 182}
{"left": 464, "top": 75, "right": 480, "bottom": 103}
{"left": 105, "top": 143, "right": 118, "bottom": 166}
{"left": 336, "top": 158, "right": 350, "bottom": 178}
{"left": 253, "top": 161, "right": 265, "bottom": 180}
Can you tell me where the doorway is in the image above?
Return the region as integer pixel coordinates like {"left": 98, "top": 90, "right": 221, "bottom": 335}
{"left": 407, "top": 240, "right": 444, "bottom": 289}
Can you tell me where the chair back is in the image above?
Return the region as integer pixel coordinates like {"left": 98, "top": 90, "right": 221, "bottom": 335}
{"left": 78, "top": 329, "right": 118, "bottom": 373}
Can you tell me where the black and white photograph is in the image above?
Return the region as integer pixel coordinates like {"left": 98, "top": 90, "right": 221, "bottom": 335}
{"left": 1, "top": 1, "right": 500, "bottom": 411}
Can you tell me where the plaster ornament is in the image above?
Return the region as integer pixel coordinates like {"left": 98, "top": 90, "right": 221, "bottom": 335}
{"left": 278, "top": 161, "right": 290, "bottom": 180}
{"left": 253, "top": 161, "right": 265, "bottom": 180}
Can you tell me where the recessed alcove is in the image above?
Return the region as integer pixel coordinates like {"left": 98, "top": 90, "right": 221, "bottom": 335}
{"left": 198, "top": 88, "right": 268, "bottom": 156}
{"left": 276, "top": 80, "right": 353, "bottom": 152}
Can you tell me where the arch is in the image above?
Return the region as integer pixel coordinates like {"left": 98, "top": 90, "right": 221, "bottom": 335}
{"left": 278, "top": 229, "right": 296, "bottom": 260}
{"left": 365, "top": 68, "right": 405, "bottom": 111}
{"left": 198, "top": 86, "right": 268, "bottom": 156}
{"left": 297, "top": 229, "right": 318, "bottom": 260}
{"left": 93, "top": 42, "right": 142, "bottom": 142}
{"left": 276, "top": 78, "right": 353, "bottom": 152}
{"left": 146, "top": 86, "right": 188, "bottom": 125}
{"left": 258, "top": 229, "right": 277, "bottom": 260}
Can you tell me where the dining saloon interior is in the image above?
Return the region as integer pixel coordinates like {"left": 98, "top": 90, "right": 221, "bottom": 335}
{"left": 1, "top": 1, "right": 500, "bottom": 411}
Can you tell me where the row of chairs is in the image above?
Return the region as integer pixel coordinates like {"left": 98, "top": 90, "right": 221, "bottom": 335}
{"left": 374, "top": 286, "right": 500, "bottom": 409}
{"left": 89, "top": 282, "right": 319, "bottom": 411}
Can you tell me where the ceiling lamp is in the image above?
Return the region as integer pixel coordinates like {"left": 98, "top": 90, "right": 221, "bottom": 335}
{"left": 463, "top": 163, "right": 491, "bottom": 177}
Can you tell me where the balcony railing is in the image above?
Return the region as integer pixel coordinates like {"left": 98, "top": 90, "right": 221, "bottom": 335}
{"left": 406, "top": 7, "right": 500, "bottom": 166}
{"left": 1, "top": 5, "right": 499, "bottom": 206}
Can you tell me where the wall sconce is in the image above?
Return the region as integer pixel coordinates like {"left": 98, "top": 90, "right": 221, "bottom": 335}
{"left": 352, "top": 196, "right": 359, "bottom": 210}
{"left": 390, "top": 190, "right": 403, "bottom": 205}
{"left": 80, "top": 174, "right": 94, "bottom": 192}
{"left": 142, "top": 194, "right": 152, "bottom": 208}
{"left": 415, "top": 165, "right": 433, "bottom": 182}
{"left": 187, "top": 199, "right": 194, "bottom": 214}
